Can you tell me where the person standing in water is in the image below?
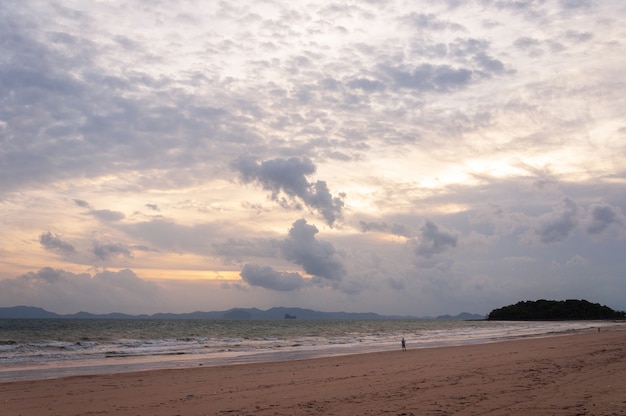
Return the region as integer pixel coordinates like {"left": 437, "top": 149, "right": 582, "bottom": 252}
{"left": 401, "top": 337, "right": 406, "bottom": 351}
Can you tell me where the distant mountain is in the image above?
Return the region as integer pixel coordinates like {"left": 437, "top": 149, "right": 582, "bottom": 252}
{"left": 436, "top": 312, "right": 485, "bottom": 320}
{"left": 0, "top": 306, "right": 60, "bottom": 319}
{"left": 0, "top": 305, "right": 416, "bottom": 320}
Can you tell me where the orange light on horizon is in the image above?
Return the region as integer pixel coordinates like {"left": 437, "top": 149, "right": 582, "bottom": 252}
{"left": 137, "top": 268, "right": 242, "bottom": 281}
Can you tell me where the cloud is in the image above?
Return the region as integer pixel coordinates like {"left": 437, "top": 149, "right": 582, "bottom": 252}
{"left": 585, "top": 204, "right": 623, "bottom": 235}
{"left": 565, "top": 255, "right": 588, "bottom": 266}
{"left": 240, "top": 264, "right": 306, "bottom": 291}
{"left": 213, "top": 237, "right": 280, "bottom": 265}
{"left": 1, "top": 1, "right": 625, "bottom": 317}
{"left": 90, "top": 209, "right": 126, "bottom": 222}
{"left": 347, "top": 78, "right": 386, "bottom": 92}
{"left": 415, "top": 220, "right": 457, "bottom": 257}
{"left": 232, "top": 156, "right": 344, "bottom": 226}
{"left": 73, "top": 199, "right": 91, "bottom": 208}
{"left": 72, "top": 202, "right": 125, "bottom": 222}
{"left": 359, "top": 221, "right": 413, "bottom": 238}
{"left": 533, "top": 197, "right": 579, "bottom": 244}
{"left": 471, "top": 201, "right": 528, "bottom": 237}
{"left": 564, "top": 30, "right": 593, "bottom": 43}
{"left": 0, "top": 267, "right": 161, "bottom": 314}
{"left": 280, "top": 219, "right": 346, "bottom": 281}
{"left": 39, "top": 232, "right": 75, "bottom": 255}
{"left": 233, "top": 155, "right": 314, "bottom": 200}
{"left": 560, "top": 0, "right": 593, "bottom": 9}
{"left": 514, "top": 37, "right": 542, "bottom": 50}
{"left": 0, "top": 5, "right": 247, "bottom": 198}
{"left": 93, "top": 242, "right": 133, "bottom": 261}
{"left": 473, "top": 52, "right": 505, "bottom": 74}
{"left": 400, "top": 12, "right": 465, "bottom": 32}
{"left": 120, "top": 219, "right": 222, "bottom": 255}
{"left": 384, "top": 63, "right": 473, "bottom": 92}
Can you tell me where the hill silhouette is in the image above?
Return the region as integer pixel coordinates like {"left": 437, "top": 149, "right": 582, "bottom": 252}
{"left": 487, "top": 299, "right": 625, "bottom": 321}
{"left": 0, "top": 306, "right": 483, "bottom": 320}
{"left": 0, "top": 306, "right": 414, "bottom": 320}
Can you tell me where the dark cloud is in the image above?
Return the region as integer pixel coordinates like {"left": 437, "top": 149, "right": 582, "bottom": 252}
{"left": 560, "top": 0, "right": 593, "bottom": 9}
{"left": 319, "top": 77, "right": 341, "bottom": 91}
{"left": 73, "top": 199, "right": 91, "bottom": 208}
{"left": 93, "top": 242, "right": 133, "bottom": 261}
{"left": 415, "top": 220, "right": 457, "bottom": 257}
{"left": 400, "top": 12, "right": 465, "bottom": 31}
{"left": 145, "top": 203, "right": 160, "bottom": 211}
{"left": 234, "top": 156, "right": 315, "bottom": 199}
{"left": 131, "top": 244, "right": 159, "bottom": 253}
{"left": 26, "top": 266, "right": 65, "bottom": 283}
{"left": 89, "top": 209, "right": 126, "bottom": 222}
{"left": 564, "top": 30, "right": 593, "bottom": 43}
{"left": 280, "top": 219, "right": 346, "bottom": 281}
{"left": 39, "top": 232, "right": 75, "bottom": 255}
{"left": 240, "top": 264, "right": 306, "bottom": 291}
{"left": 0, "top": 6, "right": 248, "bottom": 198}
{"left": 232, "top": 156, "right": 344, "bottom": 226}
{"left": 534, "top": 197, "right": 579, "bottom": 244}
{"left": 359, "top": 221, "right": 413, "bottom": 238}
{"left": 473, "top": 52, "right": 505, "bottom": 74}
{"left": 384, "top": 63, "right": 473, "bottom": 92}
{"left": 213, "top": 238, "right": 280, "bottom": 264}
{"left": 514, "top": 37, "right": 541, "bottom": 50}
{"left": 448, "top": 38, "right": 491, "bottom": 58}
{"left": 309, "top": 181, "right": 345, "bottom": 227}
{"left": 346, "top": 78, "right": 385, "bottom": 92}
{"left": 388, "top": 277, "right": 406, "bottom": 291}
{"left": 491, "top": 1, "right": 556, "bottom": 22}
{"left": 585, "top": 204, "right": 623, "bottom": 235}
{"left": 375, "top": 37, "right": 508, "bottom": 89}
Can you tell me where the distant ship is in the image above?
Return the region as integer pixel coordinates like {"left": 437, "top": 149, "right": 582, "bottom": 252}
{"left": 284, "top": 313, "right": 296, "bottom": 319}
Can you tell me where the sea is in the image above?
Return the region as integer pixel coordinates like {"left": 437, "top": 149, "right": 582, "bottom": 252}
{"left": 0, "top": 318, "right": 616, "bottom": 382}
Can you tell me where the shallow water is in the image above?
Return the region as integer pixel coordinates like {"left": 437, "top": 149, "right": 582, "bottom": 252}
{"left": 0, "top": 318, "right": 612, "bottom": 382}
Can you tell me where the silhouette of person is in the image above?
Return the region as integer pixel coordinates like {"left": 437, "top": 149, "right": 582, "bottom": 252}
{"left": 401, "top": 337, "right": 406, "bottom": 351}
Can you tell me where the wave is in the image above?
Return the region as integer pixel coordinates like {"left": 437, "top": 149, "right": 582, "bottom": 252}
{"left": 0, "top": 319, "right": 616, "bottom": 382}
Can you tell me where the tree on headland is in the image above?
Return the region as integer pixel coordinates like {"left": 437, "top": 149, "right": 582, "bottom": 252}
{"left": 487, "top": 299, "right": 625, "bottom": 321}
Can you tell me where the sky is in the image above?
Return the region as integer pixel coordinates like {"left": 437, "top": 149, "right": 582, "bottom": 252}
{"left": 1, "top": 0, "right": 625, "bottom": 317}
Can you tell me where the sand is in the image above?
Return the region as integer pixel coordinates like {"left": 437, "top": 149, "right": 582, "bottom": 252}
{"left": 2, "top": 326, "right": 626, "bottom": 416}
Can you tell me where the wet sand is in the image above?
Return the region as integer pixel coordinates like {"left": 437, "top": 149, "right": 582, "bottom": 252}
{"left": 1, "top": 326, "right": 625, "bottom": 415}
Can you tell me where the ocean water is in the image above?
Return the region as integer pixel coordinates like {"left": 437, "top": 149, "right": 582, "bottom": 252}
{"left": 0, "top": 318, "right": 612, "bottom": 382}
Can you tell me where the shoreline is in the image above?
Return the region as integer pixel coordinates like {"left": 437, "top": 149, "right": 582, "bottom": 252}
{"left": 1, "top": 321, "right": 617, "bottom": 383}
{"left": 2, "top": 326, "right": 625, "bottom": 415}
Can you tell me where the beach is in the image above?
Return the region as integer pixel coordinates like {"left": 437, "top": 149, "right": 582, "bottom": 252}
{"left": 1, "top": 326, "right": 625, "bottom": 415}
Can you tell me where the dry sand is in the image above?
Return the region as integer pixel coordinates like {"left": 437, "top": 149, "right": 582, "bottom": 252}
{"left": 2, "top": 326, "right": 626, "bottom": 415}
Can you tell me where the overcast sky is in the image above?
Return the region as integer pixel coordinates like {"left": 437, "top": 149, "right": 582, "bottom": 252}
{"left": 1, "top": 0, "right": 625, "bottom": 316}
